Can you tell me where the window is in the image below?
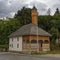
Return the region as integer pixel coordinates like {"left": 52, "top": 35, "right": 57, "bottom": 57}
{"left": 9, "top": 44, "right": 11, "bottom": 47}
{"left": 12, "top": 44, "right": 13, "bottom": 48}
{"left": 9, "top": 44, "right": 13, "bottom": 48}
{"left": 17, "top": 37, "right": 19, "bottom": 41}
{"left": 31, "top": 40, "right": 37, "bottom": 43}
{"left": 38, "top": 40, "right": 43, "bottom": 43}
{"left": 17, "top": 44, "right": 19, "bottom": 48}
{"left": 44, "top": 40, "right": 49, "bottom": 44}
{"left": 12, "top": 38, "right": 13, "bottom": 42}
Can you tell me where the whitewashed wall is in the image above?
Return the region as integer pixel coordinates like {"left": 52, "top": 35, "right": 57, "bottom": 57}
{"left": 9, "top": 36, "right": 22, "bottom": 51}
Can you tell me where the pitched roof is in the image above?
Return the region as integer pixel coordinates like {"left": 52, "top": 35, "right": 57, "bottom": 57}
{"left": 9, "top": 23, "right": 51, "bottom": 37}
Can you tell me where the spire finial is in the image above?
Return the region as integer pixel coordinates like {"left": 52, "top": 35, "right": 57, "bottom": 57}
{"left": 32, "top": 6, "right": 37, "bottom": 10}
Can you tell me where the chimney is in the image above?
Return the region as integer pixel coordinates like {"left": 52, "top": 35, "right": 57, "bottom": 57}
{"left": 32, "top": 6, "right": 38, "bottom": 25}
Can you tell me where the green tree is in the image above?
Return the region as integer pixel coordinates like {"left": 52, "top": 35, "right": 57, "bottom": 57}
{"left": 0, "top": 18, "right": 21, "bottom": 46}
{"left": 14, "top": 7, "right": 32, "bottom": 26}
{"left": 54, "top": 8, "right": 60, "bottom": 15}
{"left": 49, "top": 27, "right": 59, "bottom": 40}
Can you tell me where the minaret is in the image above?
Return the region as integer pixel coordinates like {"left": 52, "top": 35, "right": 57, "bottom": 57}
{"left": 32, "top": 6, "right": 38, "bottom": 25}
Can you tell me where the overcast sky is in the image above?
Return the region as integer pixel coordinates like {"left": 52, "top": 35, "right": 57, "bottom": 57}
{"left": 0, "top": 0, "right": 60, "bottom": 18}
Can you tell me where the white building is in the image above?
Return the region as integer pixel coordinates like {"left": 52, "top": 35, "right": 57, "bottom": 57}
{"left": 9, "top": 37, "right": 22, "bottom": 51}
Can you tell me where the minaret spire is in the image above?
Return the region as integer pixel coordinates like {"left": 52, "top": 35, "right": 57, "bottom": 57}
{"left": 31, "top": 6, "right": 38, "bottom": 25}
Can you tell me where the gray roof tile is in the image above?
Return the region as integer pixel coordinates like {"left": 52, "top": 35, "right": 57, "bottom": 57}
{"left": 9, "top": 23, "right": 51, "bottom": 37}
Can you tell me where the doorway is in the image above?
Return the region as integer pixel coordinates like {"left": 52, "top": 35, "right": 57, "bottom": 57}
{"left": 38, "top": 40, "right": 43, "bottom": 51}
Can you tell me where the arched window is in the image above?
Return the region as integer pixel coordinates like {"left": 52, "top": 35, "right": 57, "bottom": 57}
{"left": 31, "top": 40, "right": 37, "bottom": 43}
{"left": 38, "top": 40, "right": 43, "bottom": 43}
{"left": 44, "top": 40, "right": 49, "bottom": 44}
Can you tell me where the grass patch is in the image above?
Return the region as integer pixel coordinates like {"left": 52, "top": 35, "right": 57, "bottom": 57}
{"left": 31, "top": 50, "right": 60, "bottom": 55}
{"left": 46, "top": 50, "right": 60, "bottom": 54}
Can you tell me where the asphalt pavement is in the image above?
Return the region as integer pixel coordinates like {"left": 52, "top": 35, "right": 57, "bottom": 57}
{"left": 0, "top": 53, "right": 60, "bottom": 60}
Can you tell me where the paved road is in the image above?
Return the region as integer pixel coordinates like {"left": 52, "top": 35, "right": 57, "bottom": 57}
{"left": 0, "top": 53, "right": 60, "bottom": 60}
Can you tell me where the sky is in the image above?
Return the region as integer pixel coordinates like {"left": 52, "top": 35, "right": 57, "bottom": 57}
{"left": 0, "top": 0, "right": 60, "bottom": 18}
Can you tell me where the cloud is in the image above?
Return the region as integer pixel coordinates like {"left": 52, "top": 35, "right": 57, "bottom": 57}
{"left": 0, "top": 0, "right": 60, "bottom": 18}
{"left": 28, "top": 1, "right": 47, "bottom": 15}
{"left": 0, "top": 0, "right": 9, "bottom": 17}
{"left": 53, "top": 4, "right": 60, "bottom": 9}
{"left": 0, "top": 0, "right": 27, "bottom": 18}
{"left": 50, "top": 0, "right": 60, "bottom": 15}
